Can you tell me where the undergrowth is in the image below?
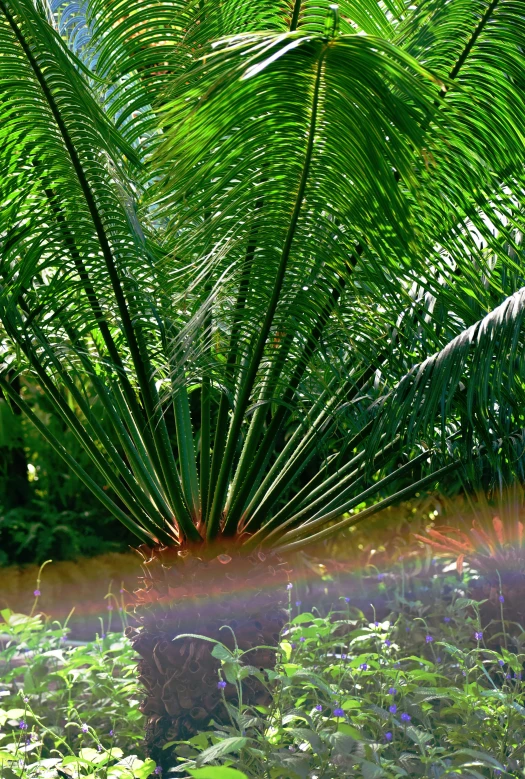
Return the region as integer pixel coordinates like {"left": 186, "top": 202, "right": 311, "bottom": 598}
{"left": 0, "top": 574, "right": 524, "bottom": 778}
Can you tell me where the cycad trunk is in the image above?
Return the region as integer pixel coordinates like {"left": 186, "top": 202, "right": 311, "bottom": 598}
{"left": 127, "top": 546, "right": 291, "bottom": 769}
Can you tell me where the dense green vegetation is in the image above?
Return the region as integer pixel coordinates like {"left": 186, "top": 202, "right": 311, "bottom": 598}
{"left": 1, "top": 570, "right": 524, "bottom": 778}
{"left": 2, "top": 0, "right": 525, "bottom": 774}
{"left": 1, "top": 0, "right": 524, "bottom": 558}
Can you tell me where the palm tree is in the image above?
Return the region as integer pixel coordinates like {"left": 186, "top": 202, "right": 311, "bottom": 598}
{"left": 1, "top": 0, "right": 525, "bottom": 762}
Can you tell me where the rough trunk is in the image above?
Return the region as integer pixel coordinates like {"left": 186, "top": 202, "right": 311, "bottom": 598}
{"left": 126, "top": 546, "right": 291, "bottom": 770}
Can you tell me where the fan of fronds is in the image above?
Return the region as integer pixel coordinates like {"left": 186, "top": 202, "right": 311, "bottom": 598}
{"left": 0, "top": 0, "right": 525, "bottom": 553}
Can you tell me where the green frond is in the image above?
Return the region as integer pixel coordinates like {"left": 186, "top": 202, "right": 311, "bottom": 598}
{"left": 1, "top": 0, "right": 525, "bottom": 552}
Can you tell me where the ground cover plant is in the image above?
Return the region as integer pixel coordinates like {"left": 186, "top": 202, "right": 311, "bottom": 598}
{"left": 1, "top": 0, "right": 525, "bottom": 765}
{"left": 1, "top": 567, "right": 525, "bottom": 778}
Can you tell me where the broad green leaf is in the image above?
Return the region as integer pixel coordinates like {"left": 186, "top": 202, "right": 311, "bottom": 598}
{"left": 195, "top": 737, "right": 248, "bottom": 767}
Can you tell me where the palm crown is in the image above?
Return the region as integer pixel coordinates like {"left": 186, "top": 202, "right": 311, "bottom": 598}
{"left": 0, "top": 0, "right": 525, "bottom": 554}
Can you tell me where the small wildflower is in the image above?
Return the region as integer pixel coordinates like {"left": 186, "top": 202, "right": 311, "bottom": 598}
{"left": 443, "top": 616, "right": 451, "bottom": 623}
{"left": 154, "top": 767, "right": 163, "bottom": 775}
{"left": 19, "top": 721, "right": 27, "bottom": 730}
{"left": 400, "top": 712, "right": 411, "bottom": 723}
{"left": 25, "top": 737, "right": 31, "bottom": 746}
{"left": 359, "top": 663, "right": 368, "bottom": 671}
{"left": 23, "top": 697, "right": 29, "bottom": 703}
{"left": 299, "top": 636, "right": 306, "bottom": 643}
{"left": 101, "top": 634, "right": 106, "bottom": 639}
{"left": 107, "top": 604, "right": 113, "bottom": 611}
{"left": 377, "top": 573, "right": 385, "bottom": 581}
{"left": 474, "top": 631, "right": 483, "bottom": 641}
{"left": 384, "top": 639, "right": 392, "bottom": 647}
{"left": 315, "top": 704, "right": 322, "bottom": 712}
{"left": 499, "top": 595, "right": 505, "bottom": 603}
{"left": 286, "top": 583, "right": 293, "bottom": 590}
{"left": 109, "top": 730, "right": 114, "bottom": 737}
{"left": 425, "top": 635, "right": 433, "bottom": 643}
{"left": 405, "top": 627, "right": 410, "bottom": 633}
{"left": 33, "top": 590, "right": 40, "bottom": 597}
{"left": 385, "top": 731, "right": 393, "bottom": 742}
{"left": 388, "top": 687, "right": 397, "bottom": 695}
{"left": 333, "top": 707, "right": 345, "bottom": 718}
{"left": 291, "top": 642, "right": 297, "bottom": 649}
{"left": 393, "top": 662, "right": 401, "bottom": 669}
{"left": 288, "top": 745, "right": 296, "bottom": 752}
{"left": 97, "top": 744, "right": 103, "bottom": 753}
{"left": 217, "top": 680, "right": 227, "bottom": 689}
{"left": 498, "top": 659, "right": 505, "bottom": 667}
{"left": 119, "top": 588, "right": 124, "bottom": 594}
{"left": 81, "top": 724, "right": 88, "bottom": 734}
{"left": 295, "top": 600, "right": 302, "bottom": 607}
{"left": 436, "top": 656, "right": 442, "bottom": 663}
{"left": 341, "top": 653, "right": 347, "bottom": 660}
{"left": 506, "top": 673, "right": 511, "bottom": 680}
{"left": 374, "top": 621, "right": 379, "bottom": 627}
{"left": 388, "top": 704, "right": 397, "bottom": 714}
{"left": 344, "top": 597, "right": 350, "bottom": 603}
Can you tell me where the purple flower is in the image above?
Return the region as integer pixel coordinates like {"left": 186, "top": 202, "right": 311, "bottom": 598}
{"left": 425, "top": 635, "right": 433, "bottom": 643}
{"left": 81, "top": 724, "right": 88, "bottom": 734}
{"left": 333, "top": 707, "right": 345, "bottom": 718}
{"left": 436, "top": 657, "right": 442, "bottom": 664}
{"left": 19, "top": 721, "right": 27, "bottom": 730}
{"left": 217, "top": 680, "right": 227, "bottom": 689}
{"left": 384, "top": 639, "right": 392, "bottom": 647}
{"left": 443, "top": 616, "right": 451, "bottom": 623}
{"left": 389, "top": 704, "right": 397, "bottom": 714}
{"left": 344, "top": 597, "right": 350, "bottom": 603}
{"left": 374, "top": 621, "right": 379, "bottom": 627}
{"left": 499, "top": 595, "right": 505, "bottom": 603}
{"left": 359, "top": 663, "right": 368, "bottom": 671}
{"left": 315, "top": 704, "right": 322, "bottom": 712}
{"left": 506, "top": 673, "right": 511, "bottom": 680}
{"left": 405, "top": 627, "right": 410, "bottom": 633}
{"left": 109, "top": 730, "right": 114, "bottom": 737}
{"left": 385, "top": 731, "right": 393, "bottom": 742}
{"left": 154, "top": 767, "right": 162, "bottom": 775}
{"left": 107, "top": 604, "right": 113, "bottom": 611}
{"left": 388, "top": 687, "right": 397, "bottom": 695}
{"left": 498, "top": 659, "right": 505, "bottom": 667}
{"left": 474, "top": 631, "right": 483, "bottom": 641}
{"left": 291, "top": 642, "right": 297, "bottom": 649}
{"left": 393, "top": 662, "right": 401, "bottom": 669}
{"left": 341, "top": 653, "right": 347, "bottom": 660}
{"left": 295, "top": 601, "right": 302, "bottom": 607}
{"left": 97, "top": 744, "right": 103, "bottom": 753}
{"left": 299, "top": 637, "right": 306, "bottom": 643}
{"left": 400, "top": 712, "right": 411, "bottom": 723}
{"left": 377, "top": 573, "right": 385, "bottom": 581}
{"left": 286, "top": 583, "right": 293, "bottom": 590}
{"left": 33, "top": 590, "right": 40, "bottom": 597}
